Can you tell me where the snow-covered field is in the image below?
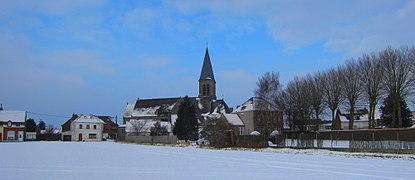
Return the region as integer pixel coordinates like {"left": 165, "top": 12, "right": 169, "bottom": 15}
{"left": 0, "top": 142, "right": 414, "bottom": 180}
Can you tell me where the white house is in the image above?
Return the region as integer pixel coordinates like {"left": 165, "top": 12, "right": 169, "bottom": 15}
{"left": 62, "top": 114, "right": 105, "bottom": 142}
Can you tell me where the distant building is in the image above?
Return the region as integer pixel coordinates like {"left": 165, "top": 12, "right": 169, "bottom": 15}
{"left": 122, "top": 48, "right": 232, "bottom": 136}
{"left": 332, "top": 108, "right": 381, "bottom": 130}
{"left": 232, "top": 97, "right": 283, "bottom": 136}
{"left": 61, "top": 114, "right": 107, "bottom": 141}
{"left": 0, "top": 107, "right": 26, "bottom": 142}
{"left": 97, "top": 116, "right": 118, "bottom": 139}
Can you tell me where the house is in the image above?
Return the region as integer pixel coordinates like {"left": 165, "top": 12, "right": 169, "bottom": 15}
{"left": 122, "top": 48, "right": 232, "bottom": 135}
{"left": 97, "top": 116, "right": 118, "bottom": 139}
{"left": 26, "top": 132, "right": 37, "bottom": 141}
{"left": 221, "top": 113, "right": 245, "bottom": 135}
{"left": 0, "top": 106, "right": 26, "bottom": 142}
{"left": 61, "top": 114, "right": 105, "bottom": 141}
{"left": 333, "top": 108, "right": 381, "bottom": 130}
{"left": 232, "top": 97, "right": 283, "bottom": 136}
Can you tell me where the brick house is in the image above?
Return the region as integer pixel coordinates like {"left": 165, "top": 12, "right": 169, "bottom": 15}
{"left": 0, "top": 108, "right": 26, "bottom": 142}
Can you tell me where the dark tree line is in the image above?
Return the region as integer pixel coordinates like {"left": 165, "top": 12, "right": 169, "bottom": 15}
{"left": 255, "top": 46, "right": 415, "bottom": 131}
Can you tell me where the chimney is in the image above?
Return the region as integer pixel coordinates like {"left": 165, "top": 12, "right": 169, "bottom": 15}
{"left": 0, "top": 104, "right": 3, "bottom": 111}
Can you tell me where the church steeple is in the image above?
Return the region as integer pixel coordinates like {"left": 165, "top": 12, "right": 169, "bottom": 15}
{"left": 199, "top": 47, "right": 215, "bottom": 82}
{"left": 198, "top": 47, "right": 216, "bottom": 99}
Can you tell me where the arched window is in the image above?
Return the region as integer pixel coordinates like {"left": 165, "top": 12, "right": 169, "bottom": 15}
{"left": 206, "top": 84, "right": 210, "bottom": 95}
{"left": 202, "top": 84, "right": 206, "bottom": 96}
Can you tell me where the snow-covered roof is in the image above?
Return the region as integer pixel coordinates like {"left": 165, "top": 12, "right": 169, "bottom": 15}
{"left": 233, "top": 97, "right": 277, "bottom": 113}
{"left": 132, "top": 106, "right": 160, "bottom": 117}
{"left": 126, "top": 119, "right": 172, "bottom": 133}
{"left": 74, "top": 114, "right": 105, "bottom": 124}
{"left": 222, "top": 113, "right": 244, "bottom": 126}
{"left": 124, "top": 104, "right": 135, "bottom": 117}
{"left": 0, "top": 110, "right": 26, "bottom": 122}
{"left": 338, "top": 108, "right": 381, "bottom": 122}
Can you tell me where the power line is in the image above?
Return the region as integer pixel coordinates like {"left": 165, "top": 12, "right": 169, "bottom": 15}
{"left": 28, "top": 112, "right": 71, "bottom": 119}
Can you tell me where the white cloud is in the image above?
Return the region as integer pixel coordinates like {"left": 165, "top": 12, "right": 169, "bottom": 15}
{"left": 175, "top": 0, "right": 415, "bottom": 56}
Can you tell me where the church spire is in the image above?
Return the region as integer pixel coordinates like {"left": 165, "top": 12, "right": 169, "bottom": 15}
{"left": 199, "top": 47, "right": 215, "bottom": 82}
{"left": 198, "top": 47, "right": 217, "bottom": 100}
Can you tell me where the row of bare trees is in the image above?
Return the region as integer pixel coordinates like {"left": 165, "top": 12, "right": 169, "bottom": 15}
{"left": 256, "top": 46, "right": 415, "bottom": 131}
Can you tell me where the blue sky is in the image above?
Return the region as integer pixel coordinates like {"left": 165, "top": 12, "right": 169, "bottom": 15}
{"left": 1, "top": 0, "right": 414, "bottom": 126}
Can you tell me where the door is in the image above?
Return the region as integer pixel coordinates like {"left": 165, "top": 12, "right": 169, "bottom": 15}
{"left": 18, "top": 131, "right": 24, "bottom": 141}
{"left": 79, "top": 133, "right": 83, "bottom": 141}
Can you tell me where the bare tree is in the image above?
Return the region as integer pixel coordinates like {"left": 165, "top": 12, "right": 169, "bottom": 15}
{"left": 254, "top": 72, "right": 281, "bottom": 105}
{"left": 380, "top": 46, "right": 414, "bottom": 128}
{"left": 306, "top": 72, "right": 326, "bottom": 120}
{"left": 359, "top": 53, "right": 384, "bottom": 128}
{"left": 284, "top": 77, "right": 313, "bottom": 131}
{"left": 410, "top": 46, "right": 415, "bottom": 105}
{"left": 45, "top": 124, "right": 55, "bottom": 134}
{"left": 322, "top": 68, "right": 343, "bottom": 129}
{"left": 128, "top": 120, "right": 150, "bottom": 136}
{"left": 254, "top": 72, "right": 282, "bottom": 133}
{"left": 339, "top": 59, "right": 363, "bottom": 130}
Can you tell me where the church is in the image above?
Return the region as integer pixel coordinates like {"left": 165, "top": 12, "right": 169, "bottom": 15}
{"left": 122, "top": 48, "right": 236, "bottom": 136}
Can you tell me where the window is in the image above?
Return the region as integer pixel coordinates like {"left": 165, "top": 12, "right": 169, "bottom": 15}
{"left": 7, "top": 131, "right": 15, "bottom": 140}
{"left": 89, "top": 133, "right": 97, "bottom": 139}
{"left": 16, "top": 122, "right": 21, "bottom": 127}
{"left": 7, "top": 120, "right": 12, "bottom": 127}
{"left": 202, "top": 84, "right": 206, "bottom": 96}
{"left": 79, "top": 124, "right": 83, "bottom": 129}
{"left": 93, "top": 125, "right": 97, "bottom": 129}
{"left": 206, "top": 84, "right": 210, "bottom": 95}
{"left": 86, "top": 125, "right": 90, "bottom": 129}
{"left": 239, "top": 127, "right": 244, "bottom": 135}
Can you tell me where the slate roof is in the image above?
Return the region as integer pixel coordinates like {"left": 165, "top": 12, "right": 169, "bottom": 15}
{"left": 125, "top": 97, "right": 232, "bottom": 119}
{"left": 199, "top": 47, "right": 215, "bottom": 82}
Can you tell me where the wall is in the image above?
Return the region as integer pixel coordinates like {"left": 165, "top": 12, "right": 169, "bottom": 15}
{"left": 71, "top": 122, "right": 103, "bottom": 141}
{"left": 235, "top": 135, "right": 268, "bottom": 148}
{"left": 236, "top": 111, "right": 254, "bottom": 135}
{"left": 275, "top": 129, "right": 415, "bottom": 151}
{"left": 125, "top": 135, "right": 178, "bottom": 144}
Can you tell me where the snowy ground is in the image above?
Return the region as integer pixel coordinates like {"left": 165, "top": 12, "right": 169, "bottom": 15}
{"left": 0, "top": 142, "right": 414, "bottom": 180}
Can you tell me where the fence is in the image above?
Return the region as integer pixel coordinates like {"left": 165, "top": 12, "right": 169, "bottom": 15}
{"left": 125, "top": 135, "right": 178, "bottom": 144}
{"left": 235, "top": 135, "right": 268, "bottom": 148}
{"left": 274, "top": 128, "right": 415, "bottom": 151}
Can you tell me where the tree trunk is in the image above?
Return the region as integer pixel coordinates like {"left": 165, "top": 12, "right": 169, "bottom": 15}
{"left": 349, "top": 106, "right": 355, "bottom": 130}
{"left": 397, "top": 101, "right": 402, "bottom": 128}
{"left": 368, "top": 103, "right": 373, "bottom": 129}
{"left": 370, "top": 103, "right": 376, "bottom": 128}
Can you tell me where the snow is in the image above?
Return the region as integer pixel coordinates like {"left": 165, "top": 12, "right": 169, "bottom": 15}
{"left": 223, "top": 113, "right": 244, "bottom": 126}
{"left": 74, "top": 114, "right": 105, "bottom": 124}
{"left": 123, "top": 104, "right": 135, "bottom": 117}
{"left": 250, "top": 131, "right": 261, "bottom": 135}
{"left": 131, "top": 106, "right": 160, "bottom": 117}
{"left": 0, "top": 110, "right": 26, "bottom": 122}
{"left": 126, "top": 119, "right": 172, "bottom": 133}
{"left": 170, "top": 114, "right": 178, "bottom": 125}
{"left": 0, "top": 142, "right": 413, "bottom": 180}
